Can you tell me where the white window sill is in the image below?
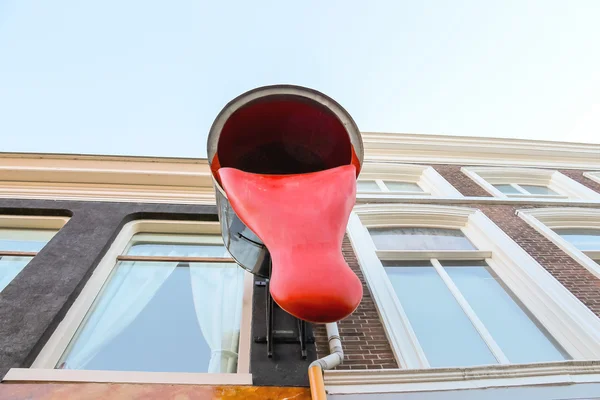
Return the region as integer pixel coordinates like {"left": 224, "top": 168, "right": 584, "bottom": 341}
{"left": 2, "top": 368, "right": 253, "bottom": 386}
{"left": 324, "top": 360, "right": 600, "bottom": 395}
{"left": 355, "top": 194, "right": 600, "bottom": 206}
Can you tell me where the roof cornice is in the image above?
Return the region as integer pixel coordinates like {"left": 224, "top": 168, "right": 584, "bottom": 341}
{"left": 0, "top": 133, "right": 597, "bottom": 203}
{"left": 361, "top": 132, "right": 600, "bottom": 169}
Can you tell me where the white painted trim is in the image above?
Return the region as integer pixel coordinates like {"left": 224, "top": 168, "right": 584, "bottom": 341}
{"left": 583, "top": 171, "right": 600, "bottom": 185}
{"left": 32, "top": 219, "right": 252, "bottom": 382}
{"left": 355, "top": 194, "right": 600, "bottom": 206}
{"left": 0, "top": 154, "right": 215, "bottom": 204}
{"left": 324, "top": 360, "right": 600, "bottom": 394}
{"left": 3, "top": 368, "right": 252, "bottom": 385}
{"left": 0, "top": 148, "right": 596, "bottom": 203}
{"left": 4, "top": 131, "right": 600, "bottom": 172}
{"left": 461, "top": 167, "right": 600, "bottom": 201}
{"left": 517, "top": 208, "right": 600, "bottom": 279}
{"left": 361, "top": 132, "right": 600, "bottom": 169}
{"left": 348, "top": 204, "right": 600, "bottom": 372}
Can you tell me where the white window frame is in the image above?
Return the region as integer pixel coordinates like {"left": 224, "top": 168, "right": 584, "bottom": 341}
{"left": 4, "top": 219, "right": 253, "bottom": 386}
{"left": 461, "top": 167, "right": 600, "bottom": 201}
{"left": 357, "top": 163, "right": 462, "bottom": 199}
{"left": 327, "top": 204, "right": 600, "bottom": 393}
{"left": 583, "top": 171, "right": 600, "bottom": 186}
{"left": 517, "top": 208, "right": 600, "bottom": 279}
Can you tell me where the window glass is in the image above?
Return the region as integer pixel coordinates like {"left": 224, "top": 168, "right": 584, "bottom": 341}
{"left": 369, "top": 228, "right": 476, "bottom": 251}
{"left": 0, "top": 229, "right": 57, "bottom": 252}
{"left": 554, "top": 228, "right": 600, "bottom": 251}
{"left": 493, "top": 184, "right": 521, "bottom": 195}
{"left": 384, "top": 261, "right": 497, "bottom": 367}
{"left": 0, "top": 228, "right": 57, "bottom": 292}
{"left": 127, "top": 234, "right": 229, "bottom": 257}
{"left": 357, "top": 180, "right": 381, "bottom": 192}
{"left": 519, "top": 185, "right": 557, "bottom": 195}
{"left": 443, "top": 261, "right": 569, "bottom": 363}
{"left": 384, "top": 181, "right": 423, "bottom": 192}
{"left": 59, "top": 234, "right": 244, "bottom": 374}
{"left": 0, "top": 256, "right": 33, "bottom": 293}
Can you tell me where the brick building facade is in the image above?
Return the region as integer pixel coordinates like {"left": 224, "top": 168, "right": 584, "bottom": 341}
{"left": 0, "top": 132, "right": 599, "bottom": 399}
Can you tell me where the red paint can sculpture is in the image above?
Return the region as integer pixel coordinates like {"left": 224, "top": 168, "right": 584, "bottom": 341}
{"left": 207, "top": 85, "right": 363, "bottom": 323}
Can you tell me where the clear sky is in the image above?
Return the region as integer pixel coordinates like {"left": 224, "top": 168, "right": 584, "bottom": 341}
{"left": 1, "top": 1, "right": 599, "bottom": 158}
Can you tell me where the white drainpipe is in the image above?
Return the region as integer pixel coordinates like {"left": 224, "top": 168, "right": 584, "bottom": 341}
{"left": 311, "top": 322, "right": 344, "bottom": 370}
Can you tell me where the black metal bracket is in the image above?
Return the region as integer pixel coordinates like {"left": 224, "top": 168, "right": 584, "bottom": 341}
{"left": 254, "top": 279, "right": 314, "bottom": 359}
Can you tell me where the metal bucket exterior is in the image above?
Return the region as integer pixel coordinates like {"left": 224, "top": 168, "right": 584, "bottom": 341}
{"left": 208, "top": 85, "right": 363, "bottom": 278}
{"left": 214, "top": 177, "right": 271, "bottom": 277}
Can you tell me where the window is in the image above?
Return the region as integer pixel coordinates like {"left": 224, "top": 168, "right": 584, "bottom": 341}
{"left": 369, "top": 228, "right": 475, "bottom": 251}
{"left": 356, "top": 163, "right": 462, "bottom": 198}
{"left": 27, "top": 220, "right": 252, "bottom": 385}
{"left": 369, "top": 226, "right": 567, "bottom": 368}
{"left": 583, "top": 171, "right": 600, "bottom": 185}
{"left": 347, "top": 204, "right": 600, "bottom": 371}
{"left": 555, "top": 228, "right": 600, "bottom": 265}
{"left": 555, "top": 228, "right": 600, "bottom": 251}
{"left": 518, "top": 208, "right": 600, "bottom": 277}
{"left": 0, "top": 216, "right": 67, "bottom": 293}
{"left": 493, "top": 183, "right": 558, "bottom": 197}
{"left": 357, "top": 180, "right": 424, "bottom": 194}
{"left": 462, "top": 167, "right": 600, "bottom": 200}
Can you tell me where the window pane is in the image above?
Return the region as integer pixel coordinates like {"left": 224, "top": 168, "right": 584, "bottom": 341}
{"left": 444, "top": 262, "right": 569, "bottom": 364}
{"left": 369, "top": 228, "right": 476, "bottom": 251}
{"left": 0, "top": 256, "right": 33, "bottom": 292}
{"left": 127, "top": 234, "right": 229, "bottom": 257}
{"left": 493, "top": 184, "right": 521, "bottom": 194}
{"left": 519, "top": 185, "right": 557, "bottom": 195}
{"left": 384, "top": 181, "right": 423, "bottom": 192}
{"left": 357, "top": 180, "right": 381, "bottom": 192}
{"left": 59, "top": 261, "right": 244, "bottom": 373}
{"left": 384, "top": 262, "right": 497, "bottom": 367}
{"left": 554, "top": 228, "right": 600, "bottom": 251}
{"left": 0, "top": 228, "right": 56, "bottom": 252}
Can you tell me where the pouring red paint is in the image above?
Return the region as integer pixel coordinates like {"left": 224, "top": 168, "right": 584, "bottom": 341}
{"left": 219, "top": 165, "right": 363, "bottom": 323}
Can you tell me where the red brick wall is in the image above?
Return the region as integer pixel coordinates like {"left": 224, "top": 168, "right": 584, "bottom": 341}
{"left": 312, "top": 237, "right": 398, "bottom": 370}
{"left": 432, "top": 165, "right": 492, "bottom": 197}
{"left": 560, "top": 169, "right": 600, "bottom": 193}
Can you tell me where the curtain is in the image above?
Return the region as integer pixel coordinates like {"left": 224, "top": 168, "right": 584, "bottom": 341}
{"left": 0, "top": 256, "right": 32, "bottom": 292}
{"left": 62, "top": 260, "right": 177, "bottom": 369}
{"left": 189, "top": 263, "right": 244, "bottom": 373}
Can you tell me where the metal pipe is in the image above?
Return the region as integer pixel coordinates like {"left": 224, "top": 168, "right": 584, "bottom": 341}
{"left": 308, "top": 323, "right": 344, "bottom": 399}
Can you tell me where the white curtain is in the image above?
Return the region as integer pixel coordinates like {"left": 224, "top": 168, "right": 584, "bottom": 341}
{"left": 190, "top": 263, "right": 244, "bottom": 373}
{"left": 63, "top": 260, "right": 177, "bottom": 369}
{"left": 0, "top": 256, "right": 32, "bottom": 293}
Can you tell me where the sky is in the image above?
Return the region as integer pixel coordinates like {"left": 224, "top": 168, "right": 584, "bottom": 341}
{"left": 0, "top": 1, "right": 599, "bottom": 158}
